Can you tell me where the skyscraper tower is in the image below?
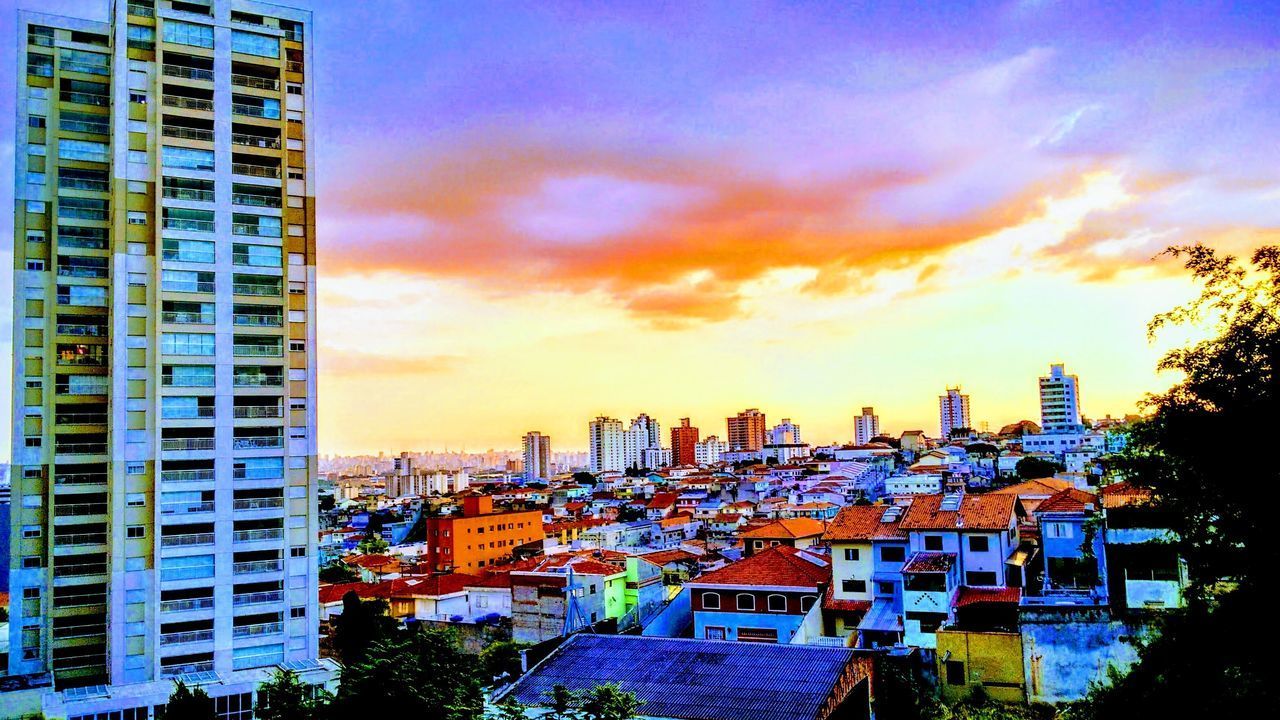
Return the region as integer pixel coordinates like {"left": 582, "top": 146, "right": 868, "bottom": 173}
{"left": 727, "top": 408, "right": 766, "bottom": 452}
{"left": 1039, "top": 363, "right": 1083, "bottom": 433}
{"left": 670, "top": 417, "right": 699, "bottom": 466}
{"left": 522, "top": 431, "right": 551, "bottom": 481}
{"left": 854, "top": 407, "right": 879, "bottom": 445}
{"left": 9, "top": 1, "right": 333, "bottom": 712}
{"left": 939, "top": 387, "right": 971, "bottom": 439}
{"left": 588, "top": 416, "right": 624, "bottom": 472}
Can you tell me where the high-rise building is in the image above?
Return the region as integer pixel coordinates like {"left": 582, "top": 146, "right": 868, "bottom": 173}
{"left": 622, "top": 413, "right": 661, "bottom": 469}
{"left": 768, "top": 418, "right": 801, "bottom": 445}
{"left": 8, "top": 1, "right": 333, "bottom": 712}
{"left": 939, "top": 387, "right": 971, "bottom": 438}
{"left": 1039, "top": 363, "right": 1083, "bottom": 433}
{"left": 588, "top": 416, "right": 624, "bottom": 472}
{"left": 854, "top": 407, "right": 879, "bottom": 445}
{"left": 694, "top": 435, "right": 727, "bottom": 465}
{"left": 727, "top": 408, "right": 766, "bottom": 452}
{"left": 670, "top": 418, "right": 699, "bottom": 466}
{"left": 522, "top": 431, "right": 551, "bottom": 481}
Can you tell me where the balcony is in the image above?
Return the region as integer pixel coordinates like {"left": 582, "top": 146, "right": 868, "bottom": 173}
{"left": 233, "top": 312, "right": 283, "bottom": 327}
{"left": 56, "top": 322, "right": 107, "bottom": 337}
{"left": 61, "top": 91, "right": 109, "bottom": 107}
{"left": 54, "top": 472, "right": 108, "bottom": 486}
{"left": 54, "top": 531, "right": 108, "bottom": 546}
{"left": 233, "top": 344, "right": 283, "bottom": 358}
{"left": 231, "top": 132, "right": 281, "bottom": 150}
{"left": 233, "top": 436, "right": 284, "bottom": 451}
{"left": 55, "top": 411, "right": 107, "bottom": 425}
{"left": 231, "top": 74, "right": 279, "bottom": 91}
{"left": 287, "top": 61, "right": 304, "bottom": 74}
{"left": 163, "top": 95, "right": 214, "bottom": 112}
{"left": 232, "top": 590, "right": 282, "bottom": 607}
{"left": 162, "top": 279, "right": 216, "bottom": 293}
{"left": 162, "top": 311, "right": 215, "bottom": 325}
{"left": 53, "top": 624, "right": 106, "bottom": 640}
{"left": 232, "top": 103, "right": 280, "bottom": 119}
{"left": 232, "top": 283, "right": 282, "bottom": 298}
{"left": 162, "top": 500, "right": 216, "bottom": 516}
{"left": 54, "top": 501, "right": 108, "bottom": 517}
{"left": 163, "top": 217, "right": 216, "bottom": 233}
{"left": 162, "top": 437, "right": 215, "bottom": 452}
{"left": 233, "top": 223, "right": 281, "bottom": 238}
{"left": 161, "top": 469, "right": 215, "bottom": 483}
{"left": 162, "top": 407, "right": 216, "bottom": 420}
{"left": 59, "top": 119, "right": 109, "bottom": 136}
{"left": 233, "top": 497, "right": 283, "bottom": 511}
{"left": 163, "top": 186, "right": 215, "bottom": 203}
{"left": 52, "top": 561, "right": 108, "bottom": 578}
{"left": 160, "top": 629, "right": 214, "bottom": 646}
{"left": 56, "top": 379, "right": 109, "bottom": 396}
{"left": 127, "top": 3, "right": 155, "bottom": 18}
{"left": 162, "top": 125, "right": 214, "bottom": 142}
{"left": 161, "top": 597, "right": 214, "bottom": 613}
{"left": 232, "top": 190, "right": 282, "bottom": 208}
{"left": 234, "top": 468, "right": 283, "bottom": 481}
{"left": 233, "top": 406, "right": 282, "bottom": 419}
{"left": 55, "top": 441, "right": 108, "bottom": 455}
{"left": 160, "top": 661, "right": 214, "bottom": 679}
{"left": 235, "top": 372, "right": 283, "bottom": 388}
{"left": 161, "top": 532, "right": 215, "bottom": 548}
{"left": 233, "top": 559, "right": 282, "bottom": 575}
{"left": 232, "top": 621, "right": 282, "bottom": 638}
{"left": 232, "top": 163, "right": 281, "bottom": 179}
{"left": 163, "top": 64, "right": 214, "bottom": 82}
{"left": 234, "top": 528, "right": 283, "bottom": 543}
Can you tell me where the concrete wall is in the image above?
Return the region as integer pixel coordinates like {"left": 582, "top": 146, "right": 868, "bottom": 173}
{"left": 936, "top": 628, "right": 1025, "bottom": 703}
{"left": 1020, "top": 607, "right": 1149, "bottom": 704}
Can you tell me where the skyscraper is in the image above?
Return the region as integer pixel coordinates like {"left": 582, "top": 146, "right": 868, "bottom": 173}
{"left": 1039, "top": 363, "right": 1083, "bottom": 433}
{"left": 9, "top": 1, "right": 333, "bottom": 712}
{"left": 768, "top": 418, "right": 801, "bottom": 445}
{"left": 622, "top": 413, "right": 661, "bottom": 469}
{"left": 588, "top": 416, "right": 624, "bottom": 472}
{"left": 727, "top": 408, "right": 766, "bottom": 452}
{"left": 670, "top": 417, "right": 699, "bottom": 466}
{"left": 854, "top": 406, "right": 879, "bottom": 445}
{"left": 939, "top": 387, "right": 971, "bottom": 439}
{"left": 522, "top": 431, "right": 551, "bottom": 481}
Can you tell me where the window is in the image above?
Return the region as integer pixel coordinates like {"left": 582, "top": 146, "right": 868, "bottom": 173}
{"left": 701, "top": 592, "right": 720, "bottom": 610}
{"left": 58, "top": 139, "right": 109, "bottom": 163}
{"left": 736, "top": 593, "right": 756, "bottom": 611}
{"left": 22, "top": 557, "right": 42, "bottom": 569}
{"left": 26, "top": 200, "right": 46, "bottom": 213}
{"left": 965, "top": 571, "right": 998, "bottom": 586}
{"left": 287, "top": 82, "right": 303, "bottom": 95}
{"left": 843, "top": 548, "right": 860, "bottom": 561}
{"left": 130, "top": 91, "right": 147, "bottom": 104}
{"left": 127, "top": 462, "right": 145, "bottom": 475}
{"left": 1045, "top": 522, "right": 1072, "bottom": 539}
{"left": 162, "top": 145, "right": 215, "bottom": 171}
{"left": 289, "top": 340, "right": 305, "bottom": 353}
{"left": 877, "top": 582, "right": 895, "bottom": 595}
{"left": 232, "top": 30, "right": 279, "bottom": 57}
{"left": 127, "top": 211, "right": 148, "bottom": 225}
{"left": 946, "top": 660, "right": 966, "bottom": 686}
{"left": 766, "top": 594, "right": 787, "bottom": 612}
{"left": 163, "top": 20, "right": 214, "bottom": 48}
{"left": 968, "top": 535, "right": 989, "bottom": 552}
{"left": 23, "top": 525, "right": 42, "bottom": 539}
{"left": 290, "top": 606, "right": 306, "bottom": 619}
{"left": 26, "top": 260, "right": 45, "bottom": 271}
{"left": 881, "top": 546, "right": 905, "bottom": 563}
{"left": 842, "top": 579, "right": 867, "bottom": 594}
{"left": 290, "top": 546, "right": 306, "bottom": 558}
{"left": 127, "top": 526, "right": 146, "bottom": 539}
{"left": 127, "top": 23, "right": 155, "bottom": 49}
{"left": 924, "top": 535, "right": 944, "bottom": 551}
{"left": 161, "top": 332, "right": 216, "bottom": 356}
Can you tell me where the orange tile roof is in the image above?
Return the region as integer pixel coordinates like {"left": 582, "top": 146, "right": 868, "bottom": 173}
{"left": 690, "top": 546, "right": 830, "bottom": 589}
{"left": 954, "top": 586, "right": 1021, "bottom": 607}
{"left": 990, "top": 478, "right": 1074, "bottom": 497}
{"left": 902, "top": 551, "right": 955, "bottom": 573}
{"left": 900, "top": 494, "right": 1016, "bottom": 531}
{"left": 1036, "top": 488, "right": 1098, "bottom": 514}
{"left": 822, "top": 505, "right": 909, "bottom": 541}
{"left": 739, "top": 518, "right": 826, "bottom": 539}
{"left": 1100, "top": 481, "right": 1154, "bottom": 509}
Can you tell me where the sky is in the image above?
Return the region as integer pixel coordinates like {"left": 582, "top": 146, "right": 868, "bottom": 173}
{"left": 2, "top": 1, "right": 1279, "bottom": 455}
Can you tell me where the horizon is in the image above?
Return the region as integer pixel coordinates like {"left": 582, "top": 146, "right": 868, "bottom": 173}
{"left": 4, "top": 0, "right": 1276, "bottom": 458}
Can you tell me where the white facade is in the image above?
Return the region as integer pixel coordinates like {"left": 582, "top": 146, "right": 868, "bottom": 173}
{"left": 694, "top": 435, "right": 726, "bottom": 465}
{"left": 938, "top": 387, "right": 970, "bottom": 438}
{"left": 1039, "top": 363, "right": 1082, "bottom": 433}
{"left": 854, "top": 406, "right": 879, "bottom": 445}
{"left": 885, "top": 474, "right": 943, "bottom": 495}
{"left": 768, "top": 418, "right": 801, "bottom": 445}
{"left": 522, "top": 431, "right": 551, "bottom": 481}
{"left": 621, "top": 413, "right": 661, "bottom": 470}
{"left": 589, "top": 416, "right": 624, "bottom": 472}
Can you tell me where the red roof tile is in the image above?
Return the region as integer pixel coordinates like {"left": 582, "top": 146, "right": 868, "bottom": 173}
{"left": 739, "top": 518, "right": 826, "bottom": 539}
{"left": 1100, "top": 481, "right": 1153, "bottom": 509}
{"left": 900, "top": 494, "right": 1016, "bottom": 531}
{"left": 954, "top": 586, "right": 1022, "bottom": 608}
{"left": 689, "top": 546, "right": 830, "bottom": 589}
{"left": 1036, "top": 488, "right": 1098, "bottom": 514}
{"left": 902, "top": 551, "right": 955, "bottom": 573}
{"left": 822, "top": 505, "right": 909, "bottom": 541}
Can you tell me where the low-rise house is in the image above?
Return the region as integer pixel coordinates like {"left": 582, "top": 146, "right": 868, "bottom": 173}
{"left": 687, "top": 545, "right": 829, "bottom": 644}
{"left": 510, "top": 555, "right": 629, "bottom": 644}
{"left": 1024, "top": 488, "right": 1108, "bottom": 606}
{"left": 822, "top": 504, "right": 909, "bottom": 644}
{"left": 1100, "top": 482, "right": 1188, "bottom": 610}
{"left": 739, "top": 518, "right": 826, "bottom": 556}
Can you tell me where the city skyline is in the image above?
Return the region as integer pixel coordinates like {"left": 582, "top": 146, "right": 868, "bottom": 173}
{"left": 4, "top": 1, "right": 1278, "bottom": 456}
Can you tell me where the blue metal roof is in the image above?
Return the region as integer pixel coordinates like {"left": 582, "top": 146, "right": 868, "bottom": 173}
{"left": 501, "top": 634, "right": 859, "bottom": 720}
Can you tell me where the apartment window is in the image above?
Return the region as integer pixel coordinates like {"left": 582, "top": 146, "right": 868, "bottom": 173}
{"left": 26, "top": 230, "right": 46, "bottom": 244}
{"left": 842, "top": 579, "right": 867, "bottom": 594}
{"left": 287, "top": 83, "right": 303, "bottom": 95}
{"left": 736, "top": 593, "right": 755, "bottom": 611}
{"left": 289, "top": 340, "right": 305, "bottom": 353}
{"left": 127, "top": 526, "right": 146, "bottom": 539}
{"left": 766, "top": 594, "right": 787, "bottom": 612}
{"left": 22, "top": 526, "right": 42, "bottom": 539}
{"left": 1045, "top": 522, "right": 1072, "bottom": 539}
{"left": 127, "top": 211, "right": 148, "bottom": 225}
{"left": 127, "top": 24, "right": 155, "bottom": 50}
{"left": 290, "top": 606, "right": 306, "bottom": 619}
{"left": 843, "top": 548, "right": 860, "bottom": 561}
{"left": 129, "top": 91, "right": 147, "bottom": 104}
{"left": 946, "top": 660, "right": 966, "bottom": 686}
{"left": 161, "top": 332, "right": 216, "bottom": 356}
{"left": 968, "top": 535, "right": 990, "bottom": 552}
{"left": 27, "top": 171, "right": 46, "bottom": 185}
{"left": 162, "top": 145, "right": 215, "bottom": 171}
{"left": 26, "top": 200, "right": 45, "bottom": 213}
{"left": 701, "top": 592, "right": 720, "bottom": 610}
{"left": 128, "top": 272, "right": 147, "bottom": 286}
{"left": 881, "top": 546, "right": 905, "bottom": 563}
{"left": 288, "top": 281, "right": 306, "bottom": 295}
{"left": 966, "top": 571, "right": 998, "bottom": 586}
{"left": 59, "top": 139, "right": 109, "bottom": 163}
{"left": 232, "top": 30, "right": 279, "bottom": 57}
{"left": 22, "top": 557, "right": 41, "bottom": 569}
{"left": 286, "top": 110, "right": 303, "bottom": 124}
{"left": 127, "top": 462, "right": 146, "bottom": 475}
{"left": 878, "top": 582, "right": 894, "bottom": 595}
{"left": 924, "top": 536, "right": 944, "bottom": 551}
{"left": 290, "top": 546, "right": 306, "bottom": 558}
{"left": 127, "top": 493, "right": 146, "bottom": 507}
{"left": 163, "top": 20, "right": 214, "bottom": 48}
{"left": 26, "top": 260, "right": 46, "bottom": 271}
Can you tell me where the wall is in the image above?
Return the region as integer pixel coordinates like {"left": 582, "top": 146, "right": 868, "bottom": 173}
{"left": 830, "top": 541, "right": 874, "bottom": 604}
{"left": 640, "top": 587, "right": 691, "bottom": 637}
{"left": 1020, "top": 607, "right": 1149, "bottom": 704}
{"left": 936, "top": 628, "right": 1025, "bottom": 703}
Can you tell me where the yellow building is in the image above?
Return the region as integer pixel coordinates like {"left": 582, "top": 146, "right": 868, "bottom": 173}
{"left": 936, "top": 627, "right": 1026, "bottom": 703}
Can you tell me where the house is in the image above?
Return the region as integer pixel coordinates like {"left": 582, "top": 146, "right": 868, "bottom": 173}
{"left": 822, "top": 504, "right": 909, "bottom": 645}
{"left": 686, "top": 545, "right": 829, "bottom": 644}
{"left": 637, "top": 548, "right": 702, "bottom": 585}
{"left": 654, "top": 514, "right": 701, "bottom": 548}
{"left": 1100, "top": 482, "right": 1187, "bottom": 610}
{"left": 739, "top": 518, "right": 826, "bottom": 556}
{"left": 510, "top": 555, "right": 629, "bottom": 644}
{"left": 646, "top": 492, "right": 679, "bottom": 520}
{"left": 936, "top": 585, "right": 1026, "bottom": 703}
{"left": 497, "top": 634, "right": 873, "bottom": 720}
{"left": 465, "top": 571, "right": 513, "bottom": 618}
{"left": 1023, "top": 488, "right": 1108, "bottom": 606}
{"left": 781, "top": 502, "right": 840, "bottom": 521}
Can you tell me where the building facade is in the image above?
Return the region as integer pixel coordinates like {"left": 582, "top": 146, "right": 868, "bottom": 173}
{"left": 726, "top": 408, "right": 766, "bottom": 452}
{"left": 938, "top": 387, "right": 970, "bottom": 439}
{"left": 521, "top": 431, "right": 550, "bottom": 482}
{"left": 854, "top": 407, "right": 879, "bottom": 446}
{"left": 669, "top": 417, "right": 698, "bottom": 467}
{"left": 1039, "top": 363, "right": 1082, "bottom": 434}
{"left": 588, "top": 416, "right": 623, "bottom": 473}
{"left": 8, "top": 0, "right": 334, "bottom": 714}
{"left": 422, "top": 495, "right": 543, "bottom": 573}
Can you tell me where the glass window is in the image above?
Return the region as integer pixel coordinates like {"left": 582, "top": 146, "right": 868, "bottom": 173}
{"left": 59, "top": 48, "right": 109, "bottom": 75}
{"left": 233, "top": 243, "right": 281, "bottom": 267}
{"left": 161, "top": 145, "right": 215, "bottom": 171}
{"left": 58, "top": 139, "right": 109, "bottom": 163}
{"left": 231, "top": 30, "right": 279, "bottom": 58}
{"left": 163, "top": 20, "right": 214, "bottom": 48}
{"left": 161, "top": 332, "right": 216, "bottom": 356}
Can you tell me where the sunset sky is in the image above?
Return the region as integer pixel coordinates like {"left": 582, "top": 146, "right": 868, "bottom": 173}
{"left": 3, "top": 1, "right": 1279, "bottom": 455}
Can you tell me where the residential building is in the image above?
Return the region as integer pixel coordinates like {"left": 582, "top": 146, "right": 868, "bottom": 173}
{"left": 739, "top": 518, "right": 825, "bottom": 556}
{"left": 422, "top": 495, "right": 542, "bottom": 572}
{"left": 822, "top": 504, "right": 909, "bottom": 644}
{"left": 522, "top": 431, "right": 551, "bottom": 482}
{"left": 639, "top": 447, "right": 671, "bottom": 470}
{"left": 1039, "top": 363, "right": 1082, "bottom": 434}
{"left": 854, "top": 407, "right": 879, "bottom": 446}
{"left": 510, "top": 554, "right": 628, "bottom": 644}
{"left": 687, "top": 545, "right": 829, "bottom": 644}
{"left": 726, "top": 408, "right": 766, "bottom": 452}
{"left": 622, "top": 414, "right": 661, "bottom": 470}
{"left": 694, "top": 435, "right": 727, "bottom": 464}
{"left": 939, "top": 387, "right": 971, "bottom": 438}
{"left": 588, "top": 416, "right": 624, "bottom": 473}
{"left": 1024, "top": 489, "right": 1108, "bottom": 606}
{"left": 768, "top": 418, "right": 801, "bottom": 445}
{"left": 670, "top": 418, "right": 698, "bottom": 466}
{"left": 8, "top": 2, "right": 334, "bottom": 714}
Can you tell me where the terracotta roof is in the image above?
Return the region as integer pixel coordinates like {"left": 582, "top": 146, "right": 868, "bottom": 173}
{"left": 900, "top": 494, "right": 1016, "bottom": 531}
{"left": 343, "top": 554, "right": 399, "bottom": 569}
{"left": 990, "top": 478, "right": 1074, "bottom": 497}
{"left": 690, "top": 546, "right": 830, "bottom": 589}
{"left": 658, "top": 513, "right": 696, "bottom": 528}
{"left": 318, "top": 582, "right": 370, "bottom": 604}
{"left": 519, "top": 554, "right": 627, "bottom": 577}
{"left": 648, "top": 492, "right": 679, "bottom": 508}
{"left": 902, "top": 551, "right": 955, "bottom": 573}
{"left": 640, "top": 549, "right": 699, "bottom": 566}
{"left": 1100, "top": 481, "right": 1153, "bottom": 509}
{"left": 740, "top": 518, "right": 826, "bottom": 539}
{"left": 823, "top": 505, "right": 909, "bottom": 542}
{"left": 822, "top": 584, "right": 871, "bottom": 614}
{"left": 954, "top": 586, "right": 1022, "bottom": 608}
{"left": 465, "top": 572, "right": 514, "bottom": 589}
{"left": 1036, "top": 488, "right": 1098, "bottom": 514}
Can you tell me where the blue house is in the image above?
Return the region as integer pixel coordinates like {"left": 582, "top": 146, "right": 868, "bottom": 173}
{"left": 1024, "top": 488, "right": 1108, "bottom": 606}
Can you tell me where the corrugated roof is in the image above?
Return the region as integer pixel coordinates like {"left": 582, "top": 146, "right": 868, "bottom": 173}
{"left": 502, "top": 634, "right": 861, "bottom": 720}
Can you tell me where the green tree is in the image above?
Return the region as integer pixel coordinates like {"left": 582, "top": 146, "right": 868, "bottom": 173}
{"left": 330, "top": 591, "right": 398, "bottom": 666}
{"left": 615, "top": 504, "right": 647, "bottom": 522}
{"left": 332, "top": 626, "right": 483, "bottom": 719}
{"left": 1014, "top": 456, "right": 1060, "bottom": 480}
{"left": 489, "top": 694, "right": 529, "bottom": 720}
{"left": 256, "top": 669, "right": 330, "bottom": 720}
{"left": 572, "top": 471, "right": 598, "bottom": 486}
{"left": 1068, "top": 245, "right": 1280, "bottom": 716}
{"left": 480, "top": 640, "right": 529, "bottom": 686}
{"left": 167, "top": 680, "right": 216, "bottom": 720}
{"left": 357, "top": 532, "right": 389, "bottom": 555}
{"left": 580, "top": 683, "right": 643, "bottom": 720}
{"left": 318, "top": 560, "right": 360, "bottom": 584}
{"left": 545, "top": 684, "right": 580, "bottom": 720}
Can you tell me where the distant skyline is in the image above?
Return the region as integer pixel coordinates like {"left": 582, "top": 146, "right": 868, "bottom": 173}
{"left": 5, "top": 1, "right": 1279, "bottom": 456}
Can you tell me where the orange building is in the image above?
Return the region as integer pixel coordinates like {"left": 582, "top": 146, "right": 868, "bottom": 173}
{"left": 671, "top": 418, "right": 700, "bottom": 466}
{"left": 727, "top": 408, "right": 767, "bottom": 452}
{"left": 424, "top": 495, "right": 544, "bottom": 572}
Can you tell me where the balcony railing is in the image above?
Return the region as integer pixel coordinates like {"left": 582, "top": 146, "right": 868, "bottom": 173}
{"left": 55, "top": 441, "right": 108, "bottom": 455}
{"left": 162, "top": 125, "right": 214, "bottom": 142}
{"left": 233, "top": 590, "right": 282, "bottom": 606}
{"left": 234, "top": 468, "right": 283, "bottom": 481}
{"left": 56, "top": 380, "right": 109, "bottom": 395}
{"left": 163, "top": 218, "right": 216, "bottom": 233}
{"left": 232, "top": 163, "right": 281, "bottom": 179}
{"left": 161, "top": 662, "right": 214, "bottom": 679}
{"left": 232, "top": 192, "right": 282, "bottom": 208}
{"left": 233, "top": 621, "right": 283, "bottom": 638}
{"left": 162, "top": 311, "right": 215, "bottom": 325}
{"left": 235, "top": 373, "right": 283, "bottom": 387}
{"left": 160, "top": 629, "right": 214, "bottom": 646}
{"left": 233, "top": 436, "right": 284, "bottom": 451}
{"left": 56, "top": 323, "right": 107, "bottom": 337}
{"left": 55, "top": 411, "right": 107, "bottom": 425}
{"left": 233, "top": 559, "right": 282, "bottom": 575}
{"left": 57, "top": 266, "right": 108, "bottom": 279}
{"left": 161, "top": 469, "right": 215, "bottom": 483}
{"left": 160, "top": 532, "right": 215, "bottom": 548}
{"left": 163, "top": 64, "right": 214, "bottom": 81}
{"left": 162, "top": 280, "right": 216, "bottom": 293}
{"left": 58, "top": 208, "right": 109, "bottom": 221}
{"left": 162, "top": 500, "right": 215, "bottom": 515}
{"left": 127, "top": 3, "right": 155, "bottom": 18}
{"left": 233, "top": 345, "right": 283, "bottom": 357}
{"left": 54, "top": 502, "right": 108, "bottom": 517}
{"left": 287, "top": 61, "right": 304, "bottom": 73}
{"left": 231, "top": 74, "right": 279, "bottom": 91}
{"left": 162, "top": 407, "right": 216, "bottom": 420}
{"left": 231, "top": 132, "right": 281, "bottom": 150}
{"left": 59, "top": 119, "right": 109, "bottom": 135}
{"left": 234, "top": 528, "right": 283, "bottom": 543}
{"left": 52, "top": 624, "right": 106, "bottom": 640}
{"left": 162, "top": 437, "right": 215, "bottom": 451}
{"left": 54, "top": 472, "right": 107, "bottom": 486}
{"left": 160, "top": 597, "right": 214, "bottom": 613}
{"left": 61, "top": 91, "right": 109, "bottom": 106}
{"left": 232, "top": 283, "right": 282, "bottom": 297}
{"left": 233, "top": 406, "right": 282, "bottom": 419}
{"left": 232, "top": 103, "right": 280, "bottom": 119}
{"left": 233, "top": 223, "right": 281, "bottom": 237}
{"left": 163, "top": 186, "right": 216, "bottom": 202}
{"left": 52, "top": 561, "right": 108, "bottom": 577}
{"left": 54, "top": 531, "right": 107, "bottom": 546}
{"left": 233, "top": 497, "right": 283, "bottom": 511}
{"left": 59, "top": 236, "right": 109, "bottom": 250}
{"left": 233, "top": 313, "right": 283, "bottom": 327}
{"left": 163, "top": 95, "right": 214, "bottom": 111}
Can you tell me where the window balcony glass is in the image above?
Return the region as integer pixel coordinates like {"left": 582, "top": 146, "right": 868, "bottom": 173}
{"left": 231, "top": 74, "right": 279, "bottom": 91}
{"left": 162, "top": 279, "right": 216, "bottom": 293}
{"left": 232, "top": 163, "right": 281, "bottom": 179}
{"left": 61, "top": 91, "right": 109, "bottom": 106}
{"left": 160, "top": 629, "right": 214, "bottom": 646}
{"left": 54, "top": 531, "right": 107, "bottom": 546}
{"left": 233, "top": 344, "right": 283, "bottom": 357}
{"left": 163, "top": 64, "right": 213, "bottom": 81}
{"left": 232, "top": 312, "right": 283, "bottom": 327}
{"left": 162, "top": 406, "right": 216, "bottom": 420}
{"left": 232, "top": 621, "right": 282, "bottom": 638}
{"left": 160, "top": 597, "right": 214, "bottom": 613}
{"left": 232, "top": 102, "right": 280, "bottom": 119}
{"left": 54, "top": 410, "right": 107, "bottom": 425}
{"left": 54, "top": 440, "right": 108, "bottom": 455}
{"left": 233, "top": 559, "right": 282, "bottom": 575}
{"left": 56, "top": 322, "right": 107, "bottom": 337}
{"left": 232, "top": 190, "right": 282, "bottom": 207}
{"left": 232, "top": 590, "right": 282, "bottom": 606}
{"left": 233, "top": 467, "right": 283, "bottom": 481}
{"left": 233, "top": 406, "right": 282, "bottom": 419}
{"left": 161, "top": 469, "right": 215, "bottom": 483}
{"left": 52, "top": 561, "right": 108, "bottom": 578}
{"left": 233, "top": 497, "right": 283, "bottom": 511}
{"left": 234, "top": 371, "right": 283, "bottom": 387}
{"left": 161, "top": 661, "right": 214, "bottom": 679}
{"left": 231, "top": 132, "right": 281, "bottom": 149}
{"left": 163, "top": 95, "right": 214, "bottom": 112}
{"left": 53, "top": 501, "right": 108, "bottom": 517}
{"left": 162, "top": 437, "right": 216, "bottom": 452}
{"left": 233, "top": 528, "right": 282, "bottom": 543}
{"left": 54, "top": 472, "right": 108, "bottom": 486}
{"left": 163, "top": 217, "right": 216, "bottom": 233}
{"left": 162, "top": 125, "right": 214, "bottom": 142}
{"left": 162, "top": 311, "right": 216, "bottom": 325}
{"left": 162, "top": 500, "right": 215, "bottom": 515}
{"left": 161, "top": 532, "right": 216, "bottom": 548}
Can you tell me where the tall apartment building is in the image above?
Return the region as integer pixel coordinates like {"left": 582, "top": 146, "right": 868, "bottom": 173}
{"left": 768, "top": 418, "right": 801, "bottom": 445}
{"left": 939, "top": 387, "right": 971, "bottom": 439}
{"left": 422, "top": 495, "right": 543, "bottom": 573}
{"left": 854, "top": 407, "right": 879, "bottom": 445}
{"left": 622, "top": 413, "right": 661, "bottom": 470}
{"left": 588, "top": 416, "right": 624, "bottom": 473}
{"left": 8, "top": 1, "right": 334, "bottom": 715}
{"left": 726, "top": 408, "right": 766, "bottom": 452}
{"left": 1039, "top": 363, "right": 1082, "bottom": 434}
{"left": 670, "top": 418, "right": 698, "bottom": 467}
{"left": 694, "top": 435, "right": 726, "bottom": 465}
{"left": 522, "top": 431, "right": 550, "bottom": 482}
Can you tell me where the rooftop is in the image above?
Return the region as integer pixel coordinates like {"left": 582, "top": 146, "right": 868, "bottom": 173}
{"left": 822, "top": 504, "right": 909, "bottom": 542}
{"left": 690, "top": 545, "right": 829, "bottom": 589}
{"left": 739, "top": 517, "right": 827, "bottom": 539}
{"left": 900, "top": 493, "right": 1017, "bottom": 531}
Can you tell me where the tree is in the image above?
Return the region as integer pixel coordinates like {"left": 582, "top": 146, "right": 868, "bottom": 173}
{"left": 1014, "top": 456, "right": 1060, "bottom": 480}
{"left": 948, "top": 426, "right": 973, "bottom": 440}
{"left": 580, "top": 683, "right": 643, "bottom": 720}
{"left": 870, "top": 435, "right": 901, "bottom": 449}
{"left": 256, "top": 669, "right": 330, "bottom": 720}
{"left": 572, "top": 471, "right": 598, "bottom": 486}
{"left": 357, "top": 532, "right": 389, "bottom": 555}
{"left": 330, "top": 591, "right": 398, "bottom": 666}
{"left": 167, "top": 680, "right": 216, "bottom": 720}
{"left": 480, "top": 640, "right": 529, "bottom": 686}
{"left": 1067, "top": 245, "right": 1280, "bottom": 716}
{"left": 615, "top": 504, "right": 647, "bottom": 522}
{"left": 490, "top": 694, "right": 529, "bottom": 720}
{"left": 545, "top": 684, "right": 579, "bottom": 720}
{"left": 332, "top": 626, "right": 483, "bottom": 719}
{"left": 319, "top": 560, "right": 359, "bottom": 584}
